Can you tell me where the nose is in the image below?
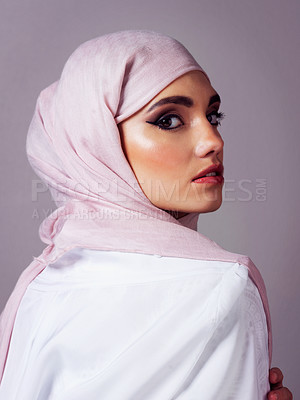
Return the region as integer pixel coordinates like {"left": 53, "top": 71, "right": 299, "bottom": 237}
{"left": 194, "top": 122, "right": 224, "bottom": 159}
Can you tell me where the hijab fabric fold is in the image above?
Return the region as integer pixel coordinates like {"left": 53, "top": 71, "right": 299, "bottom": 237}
{"left": 0, "top": 30, "right": 272, "bottom": 382}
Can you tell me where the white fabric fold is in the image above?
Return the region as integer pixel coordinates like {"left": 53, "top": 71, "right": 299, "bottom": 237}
{"left": 0, "top": 248, "right": 269, "bottom": 400}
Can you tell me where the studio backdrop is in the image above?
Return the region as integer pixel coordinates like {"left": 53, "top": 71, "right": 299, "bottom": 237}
{"left": 0, "top": 0, "right": 299, "bottom": 397}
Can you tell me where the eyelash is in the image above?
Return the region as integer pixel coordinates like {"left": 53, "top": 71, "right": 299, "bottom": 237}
{"left": 146, "top": 110, "right": 225, "bottom": 131}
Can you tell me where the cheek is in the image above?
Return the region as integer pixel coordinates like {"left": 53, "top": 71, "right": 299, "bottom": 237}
{"left": 119, "top": 120, "right": 192, "bottom": 181}
{"left": 131, "top": 138, "right": 187, "bottom": 177}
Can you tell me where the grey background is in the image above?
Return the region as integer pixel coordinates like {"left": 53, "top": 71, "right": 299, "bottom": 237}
{"left": 1, "top": 0, "right": 299, "bottom": 396}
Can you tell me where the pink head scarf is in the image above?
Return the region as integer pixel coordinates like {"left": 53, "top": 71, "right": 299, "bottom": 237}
{"left": 0, "top": 30, "right": 272, "bottom": 381}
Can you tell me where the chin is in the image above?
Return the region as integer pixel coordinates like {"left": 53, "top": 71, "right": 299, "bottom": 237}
{"left": 185, "top": 196, "right": 223, "bottom": 214}
{"left": 197, "top": 201, "right": 223, "bottom": 214}
{"left": 162, "top": 198, "right": 223, "bottom": 215}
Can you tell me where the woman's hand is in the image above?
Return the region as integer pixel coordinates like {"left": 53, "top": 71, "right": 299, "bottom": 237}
{"left": 268, "top": 367, "right": 293, "bottom": 400}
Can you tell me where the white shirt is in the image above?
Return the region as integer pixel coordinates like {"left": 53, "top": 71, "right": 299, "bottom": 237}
{"left": 0, "top": 248, "right": 269, "bottom": 400}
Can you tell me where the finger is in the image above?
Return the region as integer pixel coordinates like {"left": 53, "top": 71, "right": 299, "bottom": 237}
{"left": 267, "top": 387, "right": 293, "bottom": 400}
{"left": 269, "top": 367, "right": 284, "bottom": 385}
{"left": 270, "top": 382, "right": 284, "bottom": 390}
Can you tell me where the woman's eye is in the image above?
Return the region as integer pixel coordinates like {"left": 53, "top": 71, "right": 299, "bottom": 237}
{"left": 146, "top": 114, "right": 183, "bottom": 130}
{"left": 207, "top": 111, "right": 225, "bottom": 126}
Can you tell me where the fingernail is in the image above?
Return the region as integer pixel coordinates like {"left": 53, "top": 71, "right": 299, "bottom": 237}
{"left": 271, "top": 394, "right": 278, "bottom": 400}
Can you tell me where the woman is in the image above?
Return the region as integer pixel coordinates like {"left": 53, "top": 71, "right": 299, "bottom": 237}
{"left": 0, "top": 30, "right": 292, "bottom": 399}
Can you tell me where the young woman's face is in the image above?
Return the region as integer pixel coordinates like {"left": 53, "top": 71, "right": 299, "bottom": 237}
{"left": 118, "top": 70, "right": 224, "bottom": 217}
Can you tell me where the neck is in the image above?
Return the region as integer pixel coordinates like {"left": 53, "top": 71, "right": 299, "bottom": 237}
{"left": 164, "top": 209, "right": 189, "bottom": 219}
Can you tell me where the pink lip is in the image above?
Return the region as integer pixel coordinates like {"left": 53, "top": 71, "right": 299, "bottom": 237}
{"left": 192, "top": 163, "right": 224, "bottom": 183}
{"left": 192, "top": 163, "right": 224, "bottom": 180}
{"left": 193, "top": 175, "right": 224, "bottom": 184}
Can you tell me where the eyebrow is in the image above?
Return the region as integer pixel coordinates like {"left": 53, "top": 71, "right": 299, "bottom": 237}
{"left": 146, "top": 93, "right": 221, "bottom": 113}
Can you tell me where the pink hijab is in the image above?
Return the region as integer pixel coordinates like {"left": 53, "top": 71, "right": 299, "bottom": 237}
{"left": 0, "top": 30, "right": 272, "bottom": 382}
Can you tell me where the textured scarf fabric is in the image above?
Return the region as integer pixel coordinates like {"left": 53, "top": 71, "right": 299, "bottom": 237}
{"left": 0, "top": 30, "right": 272, "bottom": 382}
